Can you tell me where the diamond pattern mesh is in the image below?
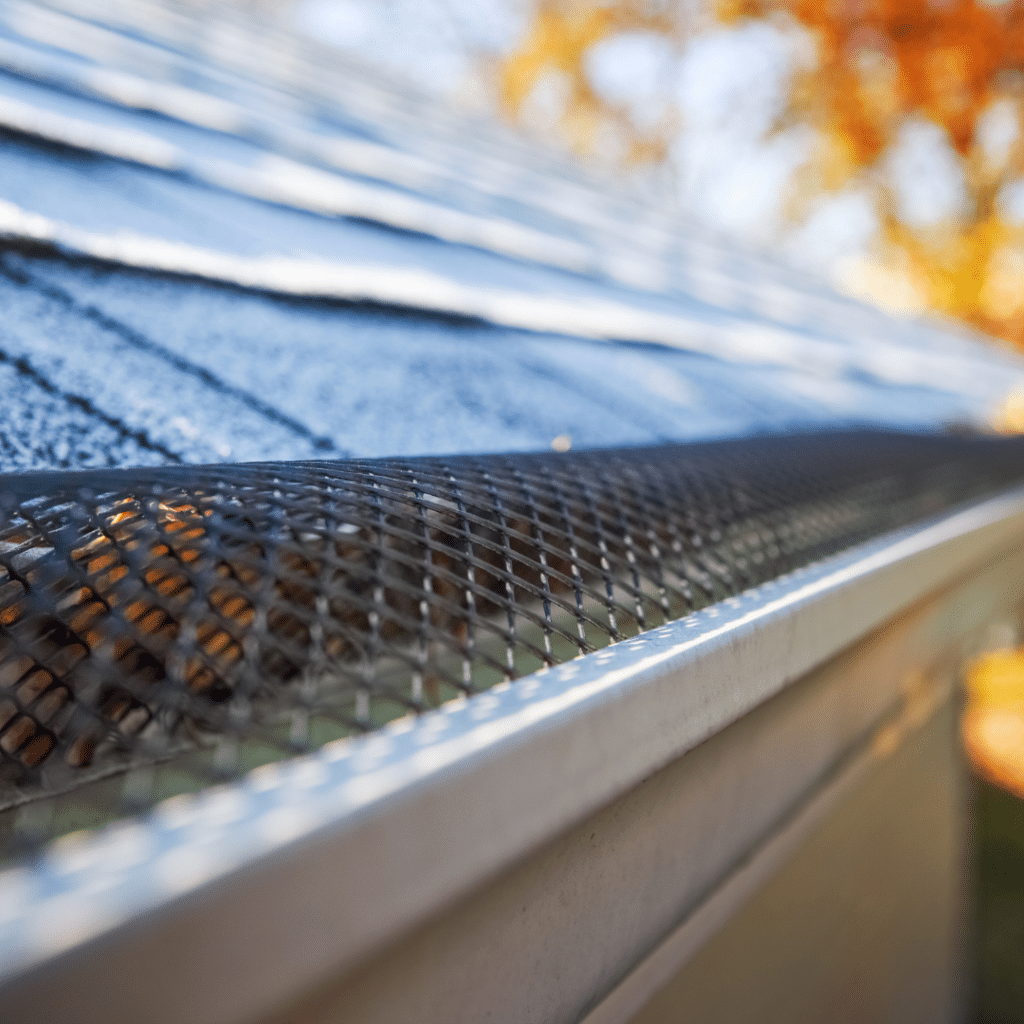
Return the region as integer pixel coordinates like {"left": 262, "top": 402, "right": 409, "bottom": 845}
{"left": 0, "top": 430, "right": 1022, "bottom": 859}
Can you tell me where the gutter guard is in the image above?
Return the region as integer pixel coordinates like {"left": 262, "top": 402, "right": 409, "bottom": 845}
{"left": 0, "top": 431, "right": 1023, "bottom": 1020}
{"left": 0, "top": 430, "right": 1021, "bottom": 853}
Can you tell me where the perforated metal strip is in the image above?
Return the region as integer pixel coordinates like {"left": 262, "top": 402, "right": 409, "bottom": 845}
{"left": 0, "top": 430, "right": 1022, "bottom": 858}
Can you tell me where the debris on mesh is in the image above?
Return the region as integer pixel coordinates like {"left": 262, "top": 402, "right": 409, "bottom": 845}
{"left": 1, "top": 430, "right": 1022, "bottom": 857}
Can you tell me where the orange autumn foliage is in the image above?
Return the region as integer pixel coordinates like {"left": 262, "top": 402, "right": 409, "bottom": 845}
{"left": 501, "top": 0, "right": 1024, "bottom": 348}
{"left": 731, "top": 0, "right": 1024, "bottom": 346}
{"left": 499, "top": 1, "right": 683, "bottom": 164}
{"left": 964, "top": 646, "right": 1024, "bottom": 798}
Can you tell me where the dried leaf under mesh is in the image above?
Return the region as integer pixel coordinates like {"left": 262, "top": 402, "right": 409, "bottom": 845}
{"left": 0, "top": 430, "right": 1022, "bottom": 857}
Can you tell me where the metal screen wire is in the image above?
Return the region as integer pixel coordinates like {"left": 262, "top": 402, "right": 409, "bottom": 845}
{"left": 1, "top": 431, "right": 1022, "bottom": 859}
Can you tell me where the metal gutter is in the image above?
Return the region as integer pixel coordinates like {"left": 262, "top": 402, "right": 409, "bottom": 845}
{"left": 0, "top": 484, "right": 1022, "bottom": 1022}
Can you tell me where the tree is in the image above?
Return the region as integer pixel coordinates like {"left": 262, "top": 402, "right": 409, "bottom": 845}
{"left": 499, "top": 1, "right": 685, "bottom": 165}
{"left": 500, "top": 0, "right": 1024, "bottom": 348}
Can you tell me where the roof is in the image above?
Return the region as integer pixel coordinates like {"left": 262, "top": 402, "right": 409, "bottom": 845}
{"left": 0, "top": 0, "right": 1021, "bottom": 473}
{"left": 1, "top": 8, "right": 1023, "bottom": 1015}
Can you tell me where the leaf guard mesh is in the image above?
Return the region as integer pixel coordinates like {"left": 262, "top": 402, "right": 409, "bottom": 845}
{"left": 0, "top": 430, "right": 1022, "bottom": 858}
